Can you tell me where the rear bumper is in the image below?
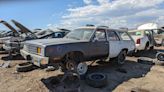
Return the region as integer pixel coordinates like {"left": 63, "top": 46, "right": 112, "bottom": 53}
{"left": 136, "top": 44, "right": 145, "bottom": 50}
{"left": 20, "top": 50, "right": 49, "bottom": 66}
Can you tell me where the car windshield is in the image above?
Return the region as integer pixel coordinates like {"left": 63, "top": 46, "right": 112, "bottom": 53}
{"left": 65, "top": 28, "right": 94, "bottom": 40}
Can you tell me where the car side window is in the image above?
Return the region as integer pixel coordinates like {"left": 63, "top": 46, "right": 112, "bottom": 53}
{"left": 53, "top": 33, "right": 63, "bottom": 38}
{"left": 119, "top": 32, "right": 131, "bottom": 40}
{"left": 107, "top": 31, "right": 119, "bottom": 41}
{"left": 95, "top": 29, "right": 106, "bottom": 41}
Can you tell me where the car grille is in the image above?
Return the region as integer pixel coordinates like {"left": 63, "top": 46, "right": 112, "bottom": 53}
{"left": 5, "top": 42, "right": 21, "bottom": 48}
{"left": 25, "top": 44, "right": 38, "bottom": 55}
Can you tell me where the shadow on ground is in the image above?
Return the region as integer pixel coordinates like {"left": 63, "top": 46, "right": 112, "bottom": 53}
{"left": 1, "top": 54, "right": 25, "bottom": 61}
{"left": 133, "top": 49, "right": 164, "bottom": 59}
{"left": 41, "top": 60, "right": 153, "bottom": 92}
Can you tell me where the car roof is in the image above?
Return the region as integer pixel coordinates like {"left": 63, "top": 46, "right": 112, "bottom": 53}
{"left": 128, "top": 29, "right": 145, "bottom": 32}
{"left": 77, "top": 26, "right": 126, "bottom": 32}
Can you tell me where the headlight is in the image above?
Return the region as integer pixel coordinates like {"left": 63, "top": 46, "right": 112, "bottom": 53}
{"left": 37, "top": 47, "right": 41, "bottom": 54}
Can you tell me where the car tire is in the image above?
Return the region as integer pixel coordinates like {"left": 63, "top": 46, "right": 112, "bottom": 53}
{"left": 144, "top": 43, "right": 149, "bottom": 50}
{"left": 86, "top": 73, "right": 107, "bottom": 88}
{"left": 116, "top": 50, "right": 126, "bottom": 65}
{"left": 157, "top": 53, "right": 164, "bottom": 61}
{"left": 63, "top": 53, "right": 87, "bottom": 75}
{"left": 65, "top": 61, "right": 88, "bottom": 75}
{"left": 16, "top": 62, "right": 34, "bottom": 72}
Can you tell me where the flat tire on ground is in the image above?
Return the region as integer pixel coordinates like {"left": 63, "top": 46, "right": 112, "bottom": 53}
{"left": 86, "top": 73, "right": 107, "bottom": 88}
{"left": 157, "top": 53, "right": 164, "bottom": 61}
{"left": 16, "top": 62, "right": 34, "bottom": 72}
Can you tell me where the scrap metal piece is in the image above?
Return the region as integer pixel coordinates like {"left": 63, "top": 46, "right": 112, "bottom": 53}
{"left": 0, "top": 20, "right": 19, "bottom": 36}
{"left": 1, "top": 61, "right": 11, "bottom": 68}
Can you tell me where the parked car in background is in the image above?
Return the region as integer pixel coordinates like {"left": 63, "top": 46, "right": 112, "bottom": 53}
{"left": 136, "top": 23, "right": 163, "bottom": 47}
{"left": 2, "top": 20, "right": 70, "bottom": 57}
{"left": 0, "top": 20, "right": 20, "bottom": 50}
{"left": 153, "top": 28, "right": 164, "bottom": 46}
{"left": 21, "top": 25, "right": 135, "bottom": 75}
{"left": 35, "top": 28, "right": 70, "bottom": 39}
{"left": 128, "top": 29, "right": 155, "bottom": 51}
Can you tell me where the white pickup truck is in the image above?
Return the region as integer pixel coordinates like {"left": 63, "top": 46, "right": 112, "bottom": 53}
{"left": 21, "top": 25, "right": 135, "bottom": 75}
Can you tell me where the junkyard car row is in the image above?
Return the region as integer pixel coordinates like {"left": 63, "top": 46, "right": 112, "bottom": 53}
{"left": 0, "top": 20, "right": 164, "bottom": 76}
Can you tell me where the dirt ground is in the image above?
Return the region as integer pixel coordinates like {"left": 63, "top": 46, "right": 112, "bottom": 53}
{"left": 0, "top": 47, "right": 163, "bottom": 92}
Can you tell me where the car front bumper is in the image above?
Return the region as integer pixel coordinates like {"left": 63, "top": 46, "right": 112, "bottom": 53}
{"left": 3, "top": 44, "right": 17, "bottom": 51}
{"left": 20, "top": 50, "right": 49, "bottom": 66}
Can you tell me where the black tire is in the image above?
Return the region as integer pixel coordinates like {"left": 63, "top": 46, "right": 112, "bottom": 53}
{"left": 86, "top": 73, "right": 107, "bottom": 88}
{"left": 115, "top": 50, "right": 126, "bottom": 65}
{"left": 137, "top": 58, "right": 155, "bottom": 65}
{"left": 157, "top": 53, "right": 164, "bottom": 61}
{"left": 16, "top": 62, "right": 34, "bottom": 72}
{"left": 144, "top": 43, "right": 149, "bottom": 50}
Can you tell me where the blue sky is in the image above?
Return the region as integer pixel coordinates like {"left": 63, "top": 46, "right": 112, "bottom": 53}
{"left": 0, "top": 0, "right": 83, "bottom": 30}
{"left": 0, "top": 0, "right": 164, "bottom": 30}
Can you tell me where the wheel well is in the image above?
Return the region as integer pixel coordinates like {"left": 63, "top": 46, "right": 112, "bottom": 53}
{"left": 63, "top": 51, "right": 84, "bottom": 59}
{"left": 122, "top": 48, "right": 128, "bottom": 53}
{"left": 146, "top": 42, "right": 149, "bottom": 47}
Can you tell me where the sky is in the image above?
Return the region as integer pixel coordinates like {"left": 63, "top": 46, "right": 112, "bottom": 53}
{"left": 0, "top": 0, "right": 164, "bottom": 31}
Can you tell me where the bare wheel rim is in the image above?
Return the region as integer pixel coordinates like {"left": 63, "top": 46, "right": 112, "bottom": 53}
{"left": 66, "top": 60, "right": 76, "bottom": 71}
{"left": 77, "top": 62, "right": 88, "bottom": 75}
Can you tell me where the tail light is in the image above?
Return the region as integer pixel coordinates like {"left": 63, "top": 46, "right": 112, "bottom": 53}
{"left": 136, "top": 39, "right": 140, "bottom": 44}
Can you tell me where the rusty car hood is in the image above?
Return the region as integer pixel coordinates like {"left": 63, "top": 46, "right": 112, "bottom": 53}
{"left": 25, "top": 38, "right": 88, "bottom": 47}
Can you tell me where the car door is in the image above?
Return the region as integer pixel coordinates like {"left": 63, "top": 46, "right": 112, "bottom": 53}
{"left": 119, "top": 31, "right": 135, "bottom": 52}
{"left": 145, "top": 30, "right": 155, "bottom": 46}
{"left": 89, "top": 28, "right": 109, "bottom": 59}
{"left": 107, "top": 30, "right": 121, "bottom": 58}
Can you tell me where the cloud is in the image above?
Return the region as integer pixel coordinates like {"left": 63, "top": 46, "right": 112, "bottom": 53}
{"left": 83, "top": 0, "right": 92, "bottom": 5}
{"left": 97, "top": 0, "right": 109, "bottom": 5}
{"left": 59, "top": 0, "right": 164, "bottom": 29}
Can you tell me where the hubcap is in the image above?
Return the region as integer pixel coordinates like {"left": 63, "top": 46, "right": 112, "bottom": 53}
{"left": 77, "top": 62, "right": 88, "bottom": 75}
